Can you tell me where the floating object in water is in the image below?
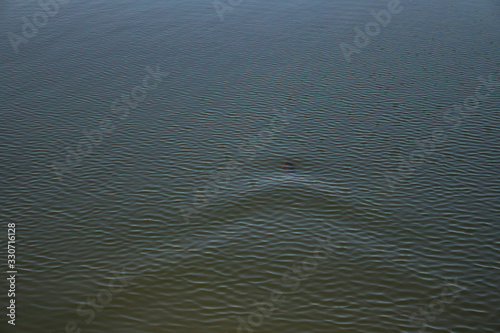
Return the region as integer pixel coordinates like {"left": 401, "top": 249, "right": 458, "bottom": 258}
{"left": 282, "top": 161, "right": 296, "bottom": 174}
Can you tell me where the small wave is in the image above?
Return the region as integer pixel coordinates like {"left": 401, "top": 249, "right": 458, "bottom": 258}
{"left": 244, "top": 172, "right": 352, "bottom": 196}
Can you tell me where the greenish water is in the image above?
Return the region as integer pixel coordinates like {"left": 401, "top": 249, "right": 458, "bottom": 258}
{"left": 1, "top": 0, "right": 499, "bottom": 332}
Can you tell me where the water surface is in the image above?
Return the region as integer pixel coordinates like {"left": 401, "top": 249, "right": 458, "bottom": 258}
{"left": 1, "top": 0, "right": 499, "bottom": 332}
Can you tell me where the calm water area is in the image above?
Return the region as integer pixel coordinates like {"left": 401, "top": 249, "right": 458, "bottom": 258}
{"left": 1, "top": 0, "right": 499, "bottom": 332}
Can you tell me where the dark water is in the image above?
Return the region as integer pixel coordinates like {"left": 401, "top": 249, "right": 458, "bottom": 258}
{"left": 1, "top": 0, "right": 499, "bottom": 332}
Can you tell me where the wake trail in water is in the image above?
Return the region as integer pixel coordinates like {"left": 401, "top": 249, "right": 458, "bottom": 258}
{"left": 238, "top": 172, "right": 352, "bottom": 196}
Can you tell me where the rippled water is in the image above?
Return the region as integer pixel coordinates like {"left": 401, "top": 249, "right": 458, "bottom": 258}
{"left": 1, "top": 0, "right": 499, "bottom": 332}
